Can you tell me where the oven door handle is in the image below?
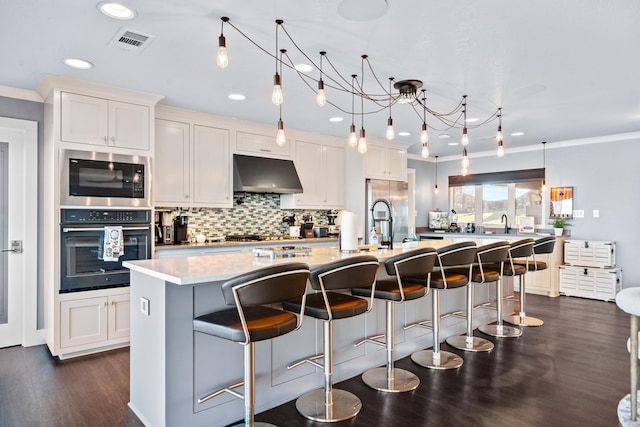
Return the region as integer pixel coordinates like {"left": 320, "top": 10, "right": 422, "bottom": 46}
{"left": 62, "top": 226, "right": 151, "bottom": 232}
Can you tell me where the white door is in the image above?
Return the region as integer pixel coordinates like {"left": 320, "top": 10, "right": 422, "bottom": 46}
{"left": 0, "top": 117, "right": 39, "bottom": 348}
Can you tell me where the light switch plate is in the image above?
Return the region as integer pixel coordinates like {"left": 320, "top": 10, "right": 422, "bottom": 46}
{"left": 140, "top": 297, "right": 150, "bottom": 316}
{"left": 593, "top": 209, "right": 599, "bottom": 218}
{"left": 573, "top": 210, "right": 584, "bottom": 218}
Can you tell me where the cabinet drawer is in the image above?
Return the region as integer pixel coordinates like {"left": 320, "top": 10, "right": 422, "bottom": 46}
{"left": 236, "top": 131, "right": 290, "bottom": 158}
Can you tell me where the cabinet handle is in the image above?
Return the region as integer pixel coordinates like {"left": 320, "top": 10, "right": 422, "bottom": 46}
{"left": 111, "top": 301, "right": 116, "bottom": 306}
{"left": 103, "top": 301, "right": 108, "bottom": 307}
{"left": 103, "top": 136, "right": 108, "bottom": 142}
{"left": 260, "top": 149, "right": 272, "bottom": 153}
{"left": 110, "top": 136, "right": 116, "bottom": 143}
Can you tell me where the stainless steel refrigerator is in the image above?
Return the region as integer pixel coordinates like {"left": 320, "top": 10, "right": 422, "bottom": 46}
{"left": 365, "top": 179, "right": 409, "bottom": 246}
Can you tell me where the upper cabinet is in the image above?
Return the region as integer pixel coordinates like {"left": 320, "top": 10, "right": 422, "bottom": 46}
{"left": 235, "top": 131, "right": 291, "bottom": 158}
{"left": 364, "top": 143, "right": 407, "bottom": 181}
{"left": 61, "top": 92, "right": 150, "bottom": 151}
{"left": 280, "top": 139, "right": 345, "bottom": 209}
{"left": 154, "top": 118, "right": 232, "bottom": 208}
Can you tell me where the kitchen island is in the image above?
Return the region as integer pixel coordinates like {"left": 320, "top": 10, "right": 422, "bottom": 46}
{"left": 124, "top": 239, "right": 513, "bottom": 427}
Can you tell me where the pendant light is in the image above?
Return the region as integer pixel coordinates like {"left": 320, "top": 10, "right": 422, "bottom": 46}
{"left": 541, "top": 141, "right": 547, "bottom": 192}
{"left": 496, "top": 107, "right": 505, "bottom": 157}
{"left": 434, "top": 155, "right": 439, "bottom": 194}
{"left": 275, "top": 49, "right": 287, "bottom": 146}
{"left": 461, "top": 147, "right": 469, "bottom": 176}
{"left": 420, "top": 89, "right": 429, "bottom": 158}
{"left": 316, "top": 51, "right": 327, "bottom": 107}
{"left": 271, "top": 20, "right": 283, "bottom": 106}
{"left": 357, "top": 56, "right": 368, "bottom": 154}
{"left": 348, "top": 74, "right": 358, "bottom": 147}
{"left": 461, "top": 95, "right": 469, "bottom": 146}
{"left": 216, "top": 17, "right": 229, "bottom": 69}
{"left": 385, "top": 77, "right": 395, "bottom": 140}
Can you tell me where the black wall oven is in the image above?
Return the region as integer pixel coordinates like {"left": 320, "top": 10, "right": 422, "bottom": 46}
{"left": 60, "top": 209, "right": 151, "bottom": 293}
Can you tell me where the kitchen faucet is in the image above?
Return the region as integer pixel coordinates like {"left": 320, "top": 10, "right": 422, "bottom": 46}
{"left": 501, "top": 214, "right": 510, "bottom": 234}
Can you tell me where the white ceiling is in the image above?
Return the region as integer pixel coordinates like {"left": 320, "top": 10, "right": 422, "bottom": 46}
{"left": 2, "top": 0, "right": 640, "bottom": 157}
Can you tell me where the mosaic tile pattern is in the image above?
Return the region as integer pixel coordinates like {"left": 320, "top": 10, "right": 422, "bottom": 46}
{"left": 157, "top": 193, "right": 330, "bottom": 238}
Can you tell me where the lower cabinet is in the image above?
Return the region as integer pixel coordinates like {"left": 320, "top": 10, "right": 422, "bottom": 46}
{"left": 59, "top": 291, "right": 130, "bottom": 350}
{"left": 559, "top": 266, "right": 622, "bottom": 301}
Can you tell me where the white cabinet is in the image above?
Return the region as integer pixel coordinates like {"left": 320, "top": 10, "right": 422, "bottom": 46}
{"left": 154, "top": 119, "right": 232, "bottom": 208}
{"left": 559, "top": 266, "right": 622, "bottom": 301}
{"left": 236, "top": 131, "right": 291, "bottom": 158}
{"left": 59, "top": 292, "right": 130, "bottom": 349}
{"left": 364, "top": 144, "right": 407, "bottom": 181}
{"left": 564, "top": 240, "right": 616, "bottom": 268}
{"left": 280, "top": 140, "right": 345, "bottom": 209}
{"left": 61, "top": 92, "right": 150, "bottom": 151}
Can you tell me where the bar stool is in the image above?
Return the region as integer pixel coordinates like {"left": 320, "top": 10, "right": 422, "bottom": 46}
{"left": 477, "top": 241, "right": 523, "bottom": 339}
{"left": 283, "top": 256, "right": 379, "bottom": 422}
{"left": 446, "top": 241, "right": 511, "bottom": 352}
{"left": 410, "top": 241, "right": 477, "bottom": 370}
{"left": 352, "top": 248, "right": 437, "bottom": 392}
{"left": 616, "top": 287, "right": 640, "bottom": 423}
{"left": 193, "top": 263, "right": 310, "bottom": 427}
{"left": 501, "top": 238, "right": 541, "bottom": 327}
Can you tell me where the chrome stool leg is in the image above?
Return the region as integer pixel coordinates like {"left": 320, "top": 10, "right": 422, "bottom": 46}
{"left": 446, "top": 282, "right": 494, "bottom": 352}
{"left": 479, "top": 275, "right": 521, "bottom": 338}
{"left": 295, "top": 320, "right": 362, "bottom": 422}
{"left": 411, "top": 289, "right": 463, "bottom": 370}
{"left": 361, "top": 301, "right": 420, "bottom": 392}
{"left": 504, "top": 274, "right": 543, "bottom": 327}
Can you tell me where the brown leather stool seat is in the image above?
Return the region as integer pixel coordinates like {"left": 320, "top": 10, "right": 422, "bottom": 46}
{"left": 352, "top": 248, "right": 437, "bottom": 392}
{"left": 192, "top": 263, "right": 310, "bottom": 427}
{"left": 283, "top": 256, "right": 379, "bottom": 423}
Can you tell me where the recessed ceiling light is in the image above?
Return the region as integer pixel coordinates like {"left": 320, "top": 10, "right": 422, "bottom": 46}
{"left": 329, "top": 117, "right": 343, "bottom": 122}
{"left": 398, "top": 131, "right": 411, "bottom": 136}
{"left": 97, "top": 2, "right": 136, "bottom": 20}
{"left": 465, "top": 117, "right": 479, "bottom": 123}
{"left": 228, "top": 93, "right": 246, "bottom": 101}
{"left": 63, "top": 58, "right": 94, "bottom": 70}
{"left": 447, "top": 141, "right": 459, "bottom": 146}
{"left": 511, "top": 132, "right": 524, "bottom": 136}
{"left": 438, "top": 134, "right": 451, "bottom": 139}
{"left": 294, "top": 64, "right": 314, "bottom": 73}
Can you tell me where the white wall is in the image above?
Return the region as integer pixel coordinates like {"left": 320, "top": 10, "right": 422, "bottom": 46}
{"left": 409, "top": 133, "right": 640, "bottom": 288}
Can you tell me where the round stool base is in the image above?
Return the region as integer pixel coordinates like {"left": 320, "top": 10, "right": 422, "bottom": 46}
{"left": 445, "top": 335, "right": 494, "bottom": 352}
{"left": 478, "top": 323, "right": 522, "bottom": 338}
{"left": 411, "top": 350, "right": 463, "bottom": 370}
{"left": 504, "top": 314, "right": 544, "bottom": 327}
{"left": 295, "top": 388, "right": 361, "bottom": 422}
{"left": 231, "top": 423, "right": 276, "bottom": 427}
{"left": 361, "top": 367, "right": 420, "bottom": 392}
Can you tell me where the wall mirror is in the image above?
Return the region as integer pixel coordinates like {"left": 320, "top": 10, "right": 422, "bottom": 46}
{"left": 550, "top": 186, "right": 573, "bottom": 218}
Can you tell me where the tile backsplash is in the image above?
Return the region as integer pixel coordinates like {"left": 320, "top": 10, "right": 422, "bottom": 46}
{"left": 157, "top": 193, "right": 330, "bottom": 238}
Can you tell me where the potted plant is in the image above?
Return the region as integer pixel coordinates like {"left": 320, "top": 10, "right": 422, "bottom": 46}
{"left": 551, "top": 218, "right": 571, "bottom": 236}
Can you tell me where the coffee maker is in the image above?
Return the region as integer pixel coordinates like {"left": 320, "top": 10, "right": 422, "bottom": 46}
{"left": 158, "top": 211, "right": 173, "bottom": 244}
{"left": 173, "top": 214, "right": 189, "bottom": 244}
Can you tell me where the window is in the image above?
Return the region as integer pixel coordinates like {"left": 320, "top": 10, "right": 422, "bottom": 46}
{"left": 451, "top": 185, "right": 475, "bottom": 224}
{"left": 482, "top": 184, "right": 508, "bottom": 225}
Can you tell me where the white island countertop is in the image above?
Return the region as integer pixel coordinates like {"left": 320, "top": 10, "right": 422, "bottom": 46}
{"left": 124, "top": 237, "right": 520, "bottom": 285}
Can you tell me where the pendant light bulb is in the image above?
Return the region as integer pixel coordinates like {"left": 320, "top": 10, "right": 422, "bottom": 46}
{"left": 276, "top": 119, "right": 286, "bottom": 147}
{"left": 496, "top": 126, "right": 503, "bottom": 143}
{"left": 348, "top": 123, "right": 357, "bottom": 147}
{"left": 421, "top": 143, "right": 429, "bottom": 159}
{"left": 541, "top": 179, "right": 547, "bottom": 193}
{"left": 216, "top": 36, "right": 228, "bottom": 69}
{"left": 462, "top": 166, "right": 468, "bottom": 176}
{"left": 462, "top": 127, "right": 469, "bottom": 146}
{"left": 357, "top": 128, "right": 367, "bottom": 154}
{"left": 272, "top": 73, "right": 283, "bottom": 105}
{"left": 420, "top": 123, "right": 428, "bottom": 144}
{"left": 434, "top": 185, "right": 439, "bottom": 195}
{"left": 385, "top": 118, "right": 395, "bottom": 140}
{"left": 434, "top": 155, "right": 439, "bottom": 194}
{"left": 497, "top": 140, "right": 505, "bottom": 157}
{"left": 462, "top": 148, "right": 470, "bottom": 168}
{"left": 316, "top": 80, "right": 326, "bottom": 107}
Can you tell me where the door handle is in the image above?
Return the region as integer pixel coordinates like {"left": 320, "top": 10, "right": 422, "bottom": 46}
{"left": 1, "top": 240, "right": 23, "bottom": 253}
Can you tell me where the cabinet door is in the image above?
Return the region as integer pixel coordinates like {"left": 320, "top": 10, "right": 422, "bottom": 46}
{"left": 386, "top": 148, "right": 407, "bottom": 180}
{"left": 108, "top": 294, "right": 130, "bottom": 340}
{"left": 108, "top": 100, "right": 150, "bottom": 150}
{"left": 61, "top": 92, "right": 108, "bottom": 146}
{"left": 60, "top": 297, "right": 108, "bottom": 348}
{"left": 236, "top": 131, "right": 290, "bottom": 158}
{"left": 154, "top": 119, "right": 190, "bottom": 205}
{"left": 293, "top": 141, "right": 323, "bottom": 206}
{"left": 193, "top": 125, "right": 232, "bottom": 207}
{"left": 322, "top": 145, "right": 345, "bottom": 208}
{"left": 364, "top": 145, "right": 386, "bottom": 179}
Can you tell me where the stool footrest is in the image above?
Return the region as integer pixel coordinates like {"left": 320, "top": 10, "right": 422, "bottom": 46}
{"left": 354, "top": 333, "right": 385, "bottom": 348}
{"left": 197, "top": 381, "right": 244, "bottom": 404}
{"left": 473, "top": 301, "right": 496, "bottom": 311}
{"left": 287, "top": 354, "right": 324, "bottom": 370}
{"left": 404, "top": 319, "right": 433, "bottom": 331}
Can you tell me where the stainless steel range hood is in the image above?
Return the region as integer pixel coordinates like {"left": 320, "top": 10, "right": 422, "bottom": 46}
{"left": 233, "top": 154, "right": 303, "bottom": 194}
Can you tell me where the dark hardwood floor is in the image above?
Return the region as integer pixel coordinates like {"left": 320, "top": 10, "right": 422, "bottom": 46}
{"left": 0, "top": 294, "right": 630, "bottom": 427}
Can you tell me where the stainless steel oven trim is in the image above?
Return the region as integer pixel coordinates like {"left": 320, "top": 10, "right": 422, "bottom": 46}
{"left": 59, "top": 149, "right": 151, "bottom": 207}
{"left": 62, "top": 226, "right": 151, "bottom": 232}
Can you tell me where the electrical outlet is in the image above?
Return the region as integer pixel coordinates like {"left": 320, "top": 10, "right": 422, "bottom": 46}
{"left": 593, "top": 209, "right": 599, "bottom": 218}
{"left": 140, "top": 297, "right": 150, "bottom": 316}
{"left": 573, "top": 210, "right": 584, "bottom": 218}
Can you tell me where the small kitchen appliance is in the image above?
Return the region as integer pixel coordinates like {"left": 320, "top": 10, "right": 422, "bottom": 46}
{"left": 159, "top": 211, "right": 173, "bottom": 244}
{"left": 173, "top": 214, "right": 189, "bottom": 244}
{"left": 301, "top": 214, "right": 314, "bottom": 238}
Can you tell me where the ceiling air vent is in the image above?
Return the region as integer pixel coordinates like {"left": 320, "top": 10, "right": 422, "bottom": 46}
{"left": 109, "top": 28, "right": 155, "bottom": 53}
